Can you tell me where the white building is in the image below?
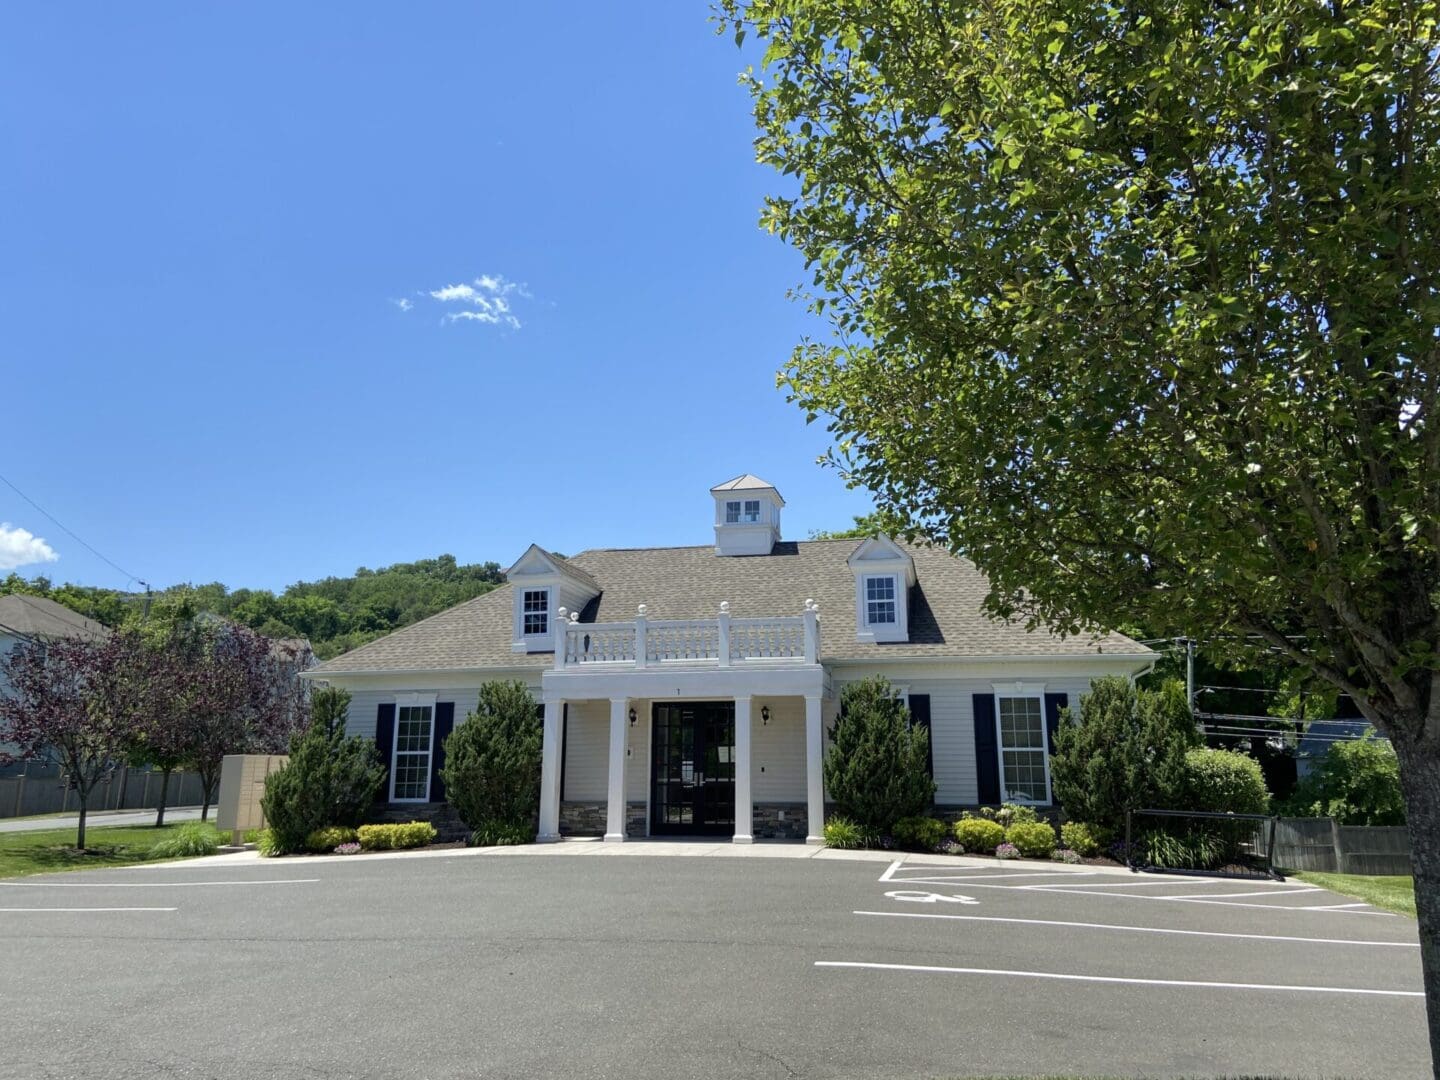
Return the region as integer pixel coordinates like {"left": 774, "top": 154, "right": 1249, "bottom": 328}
{"left": 303, "top": 475, "right": 1154, "bottom": 842}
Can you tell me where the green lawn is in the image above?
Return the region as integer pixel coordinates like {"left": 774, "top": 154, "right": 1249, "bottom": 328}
{"left": 0, "top": 821, "right": 227, "bottom": 879}
{"left": 1292, "top": 870, "right": 1416, "bottom": 917}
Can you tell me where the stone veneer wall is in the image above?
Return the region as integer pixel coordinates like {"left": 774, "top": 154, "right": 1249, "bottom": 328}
{"left": 753, "top": 802, "right": 808, "bottom": 840}
{"left": 560, "top": 800, "right": 646, "bottom": 838}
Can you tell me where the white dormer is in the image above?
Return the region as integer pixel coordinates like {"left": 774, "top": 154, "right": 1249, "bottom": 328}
{"left": 504, "top": 544, "right": 601, "bottom": 653}
{"left": 847, "top": 534, "right": 916, "bottom": 643}
{"left": 711, "top": 474, "right": 784, "bottom": 556}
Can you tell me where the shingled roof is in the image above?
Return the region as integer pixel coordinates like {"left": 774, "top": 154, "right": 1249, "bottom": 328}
{"left": 312, "top": 539, "right": 1150, "bottom": 675}
{"left": 0, "top": 594, "right": 110, "bottom": 643}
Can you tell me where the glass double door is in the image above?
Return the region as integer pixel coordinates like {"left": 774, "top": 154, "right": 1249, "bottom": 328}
{"left": 651, "top": 702, "right": 736, "bottom": 835}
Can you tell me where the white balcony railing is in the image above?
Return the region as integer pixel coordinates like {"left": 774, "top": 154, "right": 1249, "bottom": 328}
{"left": 554, "top": 601, "right": 819, "bottom": 670}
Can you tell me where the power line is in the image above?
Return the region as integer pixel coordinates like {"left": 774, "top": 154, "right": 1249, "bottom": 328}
{"left": 0, "top": 470, "right": 147, "bottom": 590}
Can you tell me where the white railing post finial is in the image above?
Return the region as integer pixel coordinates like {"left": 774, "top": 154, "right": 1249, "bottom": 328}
{"left": 634, "top": 604, "right": 648, "bottom": 669}
{"left": 554, "top": 607, "right": 569, "bottom": 669}
{"left": 803, "top": 600, "right": 819, "bottom": 664}
{"left": 717, "top": 601, "right": 732, "bottom": 668}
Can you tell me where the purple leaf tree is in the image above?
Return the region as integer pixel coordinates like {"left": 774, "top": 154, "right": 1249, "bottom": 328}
{"left": 0, "top": 636, "right": 142, "bottom": 849}
{"left": 166, "top": 620, "right": 311, "bottom": 820}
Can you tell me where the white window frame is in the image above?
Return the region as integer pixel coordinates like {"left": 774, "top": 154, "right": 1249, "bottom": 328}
{"left": 862, "top": 574, "right": 898, "bottom": 627}
{"left": 390, "top": 693, "right": 437, "bottom": 803}
{"left": 724, "top": 500, "right": 742, "bottom": 524}
{"left": 993, "top": 691, "right": 1051, "bottom": 805}
{"left": 521, "top": 587, "right": 551, "bottom": 639}
{"left": 742, "top": 498, "right": 761, "bottom": 523}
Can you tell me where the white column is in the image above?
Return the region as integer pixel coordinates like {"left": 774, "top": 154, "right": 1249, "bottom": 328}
{"left": 803, "top": 600, "right": 820, "bottom": 664}
{"left": 733, "top": 695, "right": 754, "bottom": 844}
{"left": 804, "top": 694, "right": 825, "bottom": 844}
{"left": 538, "top": 697, "right": 564, "bottom": 842}
{"left": 718, "top": 602, "right": 731, "bottom": 667}
{"left": 605, "top": 697, "right": 628, "bottom": 842}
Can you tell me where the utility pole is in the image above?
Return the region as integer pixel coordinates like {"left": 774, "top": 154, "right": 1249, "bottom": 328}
{"left": 140, "top": 581, "right": 152, "bottom": 621}
{"left": 1183, "top": 637, "right": 1196, "bottom": 720}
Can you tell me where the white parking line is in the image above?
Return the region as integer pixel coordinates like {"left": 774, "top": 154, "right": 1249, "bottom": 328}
{"left": 851, "top": 910, "right": 1420, "bottom": 948}
{"left": 894, "top": 879, "right": 1395, "bottom": 915}
{"left": 0, "top": 879, "right": 319, "bottom": 888}
{"left": 1015, "top": 879, "right": 1276, "bottom": 890}
{"left": 892, "top": 871, "right": 1105, "bottom": 883}
{"left": 815, "top": 961, "right": 1424, "bottom": 997}
{"left": 0, "top": 907, "right": 177, "bottom": 913}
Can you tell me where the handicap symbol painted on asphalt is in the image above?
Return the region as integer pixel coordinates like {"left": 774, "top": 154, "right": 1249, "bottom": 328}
{"left": 884, "top": 890, "right": 980, "bottom": 905}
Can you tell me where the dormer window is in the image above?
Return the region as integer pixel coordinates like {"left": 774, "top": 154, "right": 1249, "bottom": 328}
{"left": 522, "top": 589, "right": 550, "bottom": 637}
{"left": 504, "top": 544, "right": 601, "bottom": 653}
{"left": 847, "top": 535, "right": 916, "bottom": 644}
{"left": 864, "top": 575, "right": 897, "bottom": 625}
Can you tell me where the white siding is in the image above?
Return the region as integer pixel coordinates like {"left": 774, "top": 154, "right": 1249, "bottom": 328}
{"left": 830, "top": 670, "right": 1100, "bottom": 805}
{"left": 560, "top": 700, "right": 608, "bottom": 800}
{"left": 752, "top": 697, "right": 806, "bottom": 801}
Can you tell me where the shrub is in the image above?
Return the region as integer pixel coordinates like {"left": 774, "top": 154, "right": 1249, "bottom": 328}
{"left": 891, "top": 816, "right": 949, "bottom": 851}
{"left": 469, "top": 821, "right": 534, "bottom": 847}
{"left": 441, "top": 681, "right": 543, "bottom": 834}
{"left": 1050, "top": 677, "right": 1198, "bottom": 832}
{"left": 1054, "top": 848, "right": 1083, "bottom": 864}
{"left": 954, "top": 817, "right": 1005, "bottom": 853}
{"left": 357, "top": 822, "right": 437, "bottom": 851}
{"left": 1283, "top": 736, "right": 1404, "bottom": 825}
{"left": 1005, "top": 820, "right": 1058, "bottom": 858}
{"left": 824, "top": 677, "right": 935, "bottom": 834}
{"left": 993, "top": 803, "right": 1040, "bottom": 827}
{"left": 1136, "top": 827, "right": 1227, "bottom": 871}
{"left": 261, "top": 687, "right": 385, "bottom": 855}
{"left": 1060, "top": 821, "right": 1102, "bottom": 857}
{"left": 995, "top": 842, "right": 1020, "bottom": 859}
{"left": 334, "top": 842, "right": 361, "bottom": 855}
{"left": 304, "top": 826, "right": 359, "bottom": 854}
{"left": 149, "top": 822, "right": 221, "bottom": 860}
{"left": 255, "top": 829, "right": 283, "bottom": 857}
{"left": 823, "top": 816, "right": 866, "bottom": 849}
{"left": 1182, "top": 748, "right": 1269, "bottom": 815}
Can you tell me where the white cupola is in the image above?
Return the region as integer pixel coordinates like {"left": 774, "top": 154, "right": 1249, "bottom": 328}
{"left": 711, "top": 474, "right": 784, "bottom": 556}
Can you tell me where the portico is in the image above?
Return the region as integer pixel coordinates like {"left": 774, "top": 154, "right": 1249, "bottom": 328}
{"left": 535, "top": 602, "right": 829, "bottom": 844}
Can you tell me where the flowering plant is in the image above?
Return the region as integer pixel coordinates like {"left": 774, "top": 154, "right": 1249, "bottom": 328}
{"left": 1053, "top": 848, "right": 1083, "bottom": 864}
{"left": 995, "top": 842, "right": 1020, "bottom": 860}
{"left": 333, "top": 842, "right": 361, "bottom": 855}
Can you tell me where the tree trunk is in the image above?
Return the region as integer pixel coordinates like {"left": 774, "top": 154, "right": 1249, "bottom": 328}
{"left": 154, "top": 767, "right": 171, "bottom": 828}
{"left": 200, "top": 773, "right": 216, "bottom": 822}
{"left": 1393, "top": 735, "right": 1440, "bottom": 1078}
{"left": 75, "top": 798, "right": 87, "bottom": 851}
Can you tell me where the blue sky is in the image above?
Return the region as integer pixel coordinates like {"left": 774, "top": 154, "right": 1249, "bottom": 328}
{"left": 0, "top": 3, "right": 871, "bottom": 594}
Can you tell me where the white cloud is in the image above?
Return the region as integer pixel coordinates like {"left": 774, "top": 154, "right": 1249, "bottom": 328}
{"left": 423, "top": 274, "right": 526, "bottom": 330}
{"left": 0, "top": 523, "right": 58, "bottom": 571}
{"left": 390, "top": 297, "right": 413, "bottom": 312}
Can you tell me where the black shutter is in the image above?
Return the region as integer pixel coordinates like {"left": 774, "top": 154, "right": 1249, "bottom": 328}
{"left": 374, "top": 703, "right": 396, "bottom": 803}
{"left": 908, "top": 694, "right": 933, "bottom": 779}
{"left": 972, "top": 694, "right": 1000, "bottom": 804}
{"left": 429, "top": 703, "right": 455, "bottom": 803}
{"left": 1043, "top": 693, "right": 1068, "bottom": 757}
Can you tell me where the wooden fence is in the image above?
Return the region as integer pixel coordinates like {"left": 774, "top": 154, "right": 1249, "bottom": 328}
{"left": 1273, "top": 817, "right": 1411, "bottom": 876}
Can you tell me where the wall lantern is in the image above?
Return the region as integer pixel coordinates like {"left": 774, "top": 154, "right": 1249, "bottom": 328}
{"left": 628, "top": 707, "right": 637, "bottom": 727}
{"left": 761, "top": 705, "right": 770, "bottom": 726}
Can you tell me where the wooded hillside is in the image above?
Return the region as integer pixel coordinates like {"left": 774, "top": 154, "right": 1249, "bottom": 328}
{"left": 0, "top": 554, "right": 505, "bottom": 660}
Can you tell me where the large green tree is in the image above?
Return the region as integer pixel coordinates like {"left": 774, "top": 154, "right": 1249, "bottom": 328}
{"left": 722, "top": 0, "right": 1440, "bottom": 1063}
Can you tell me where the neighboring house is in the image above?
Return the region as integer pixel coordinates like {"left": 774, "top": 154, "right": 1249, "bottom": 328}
{"left": 0, "top": 594, "right": 111, "bottom": 774}
{"left": 301, "top": 474, "right": 1155, "bottom": 842}
{"left": 1295, "top": 697, "right": 1375, "bottom": 781}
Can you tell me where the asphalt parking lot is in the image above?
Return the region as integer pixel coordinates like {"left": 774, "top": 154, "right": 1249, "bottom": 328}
{"left": 0, "top": 845, "right": 1429, "bottom": 1080}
